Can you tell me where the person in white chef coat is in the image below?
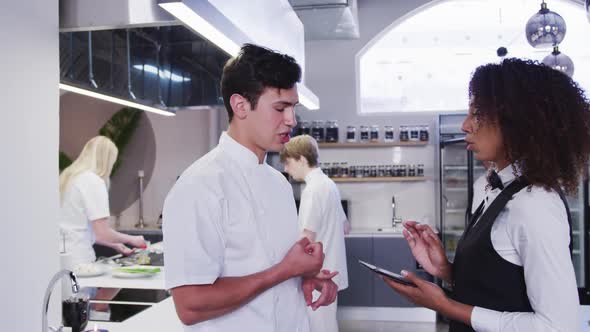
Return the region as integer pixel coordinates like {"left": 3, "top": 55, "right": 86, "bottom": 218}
{"left": 384, "top": 58, "right": 587, "bottom": 332}
{"left": 280, "top": 134, "right": 349, "bottom": 332}
{"left": 59, "top": 135, "right": 146, "bottom": 317}
{"left": 162, "top": 43, "right": 339, "bottom": 332}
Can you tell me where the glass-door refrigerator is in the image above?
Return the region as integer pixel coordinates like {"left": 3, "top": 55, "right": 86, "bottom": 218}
{"left": 436, "top": 114, "right": 485, "bottom": 263}
{"left": 435, "top": 114, "right": 588, "bottom": 300}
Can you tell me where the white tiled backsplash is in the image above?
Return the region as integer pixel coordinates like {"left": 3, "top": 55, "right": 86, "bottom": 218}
{"left": 295, "top": 144, "right": 437, "bottom": 230}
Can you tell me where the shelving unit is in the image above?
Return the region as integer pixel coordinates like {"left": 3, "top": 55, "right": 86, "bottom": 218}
{"left": 318, "top": 141, "right": 428, "bottom": 148}
{"left": 331, "top": 176, "right": 428, "bottom": 183}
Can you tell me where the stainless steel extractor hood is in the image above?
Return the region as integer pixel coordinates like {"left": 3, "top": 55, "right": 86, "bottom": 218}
{"left": 59, "top": 0, "right": 231, "bottom": 115}
{"left": 289, "top": 0, "right": 359, "bottom": 40}
{"left": 60, "top": 0, "right": 320, "bottom": 112}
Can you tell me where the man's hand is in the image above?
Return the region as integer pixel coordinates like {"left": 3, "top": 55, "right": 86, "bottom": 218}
{"left": 302, "top": 272, "right": 339, "bottom": 311}
{"left": 279, "top": 238, "right": 324, "bottom": 278}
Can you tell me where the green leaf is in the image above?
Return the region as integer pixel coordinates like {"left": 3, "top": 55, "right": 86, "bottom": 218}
{"left": 59, "top": 151, "right": 72, "bottom": 172}
{"left": 99, "top": 107, "right": 143, "bottom": 176}
{"left": 114, "top": 267, "right": 161, "bottom": 274}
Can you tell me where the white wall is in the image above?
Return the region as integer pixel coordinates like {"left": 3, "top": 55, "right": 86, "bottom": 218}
{"left": 299, "top": 0, "right": 440, "bottom": 229}
{"left": 58, "top": 93, "right": 215, "bottom": 230}
{"left": 0, "top": 0, "right": 61, "bottom": 330}
{"left": 116, "top": 109, "right": 214, "bottom": 229}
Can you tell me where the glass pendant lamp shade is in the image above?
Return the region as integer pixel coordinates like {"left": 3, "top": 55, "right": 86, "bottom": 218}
{"left": 525, "top": 2, "right": 567, "bottom": 48}
{"left": 542, "top": 46, "right": 574, "bottom": 77}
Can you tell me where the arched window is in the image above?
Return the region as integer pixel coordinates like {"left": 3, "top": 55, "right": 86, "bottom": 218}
{"left": 358, "top": 0, "right": 590, "bottom": 114}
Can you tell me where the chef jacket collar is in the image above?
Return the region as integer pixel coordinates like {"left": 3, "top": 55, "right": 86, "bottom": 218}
{"left": 219, "top": 132, "right": 267, "bottom": 169}
{"left": 304, "top": 167, "right": 324, "bottom": 184}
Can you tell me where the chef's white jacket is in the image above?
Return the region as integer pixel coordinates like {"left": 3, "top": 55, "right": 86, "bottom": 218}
{"left": 59, "top": 171, "right": 110, "bottom": 265}
{"left": 163, "top": 132, "right": 310, "bottom": 332}
{"left": 299, "top": 168, "right": 349, "bottom": 291}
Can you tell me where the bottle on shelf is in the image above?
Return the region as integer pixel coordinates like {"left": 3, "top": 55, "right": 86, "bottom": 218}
{"left": 340, "top": 162, "right": 349, "bottom": 177}
{"left": 408, "top": 164, "right": 417, "bottom": 177}
{"left": 325, "top": 120, "right": 339, "bottom": 143}
{"left": 417, "top": 164, "right": 425, "bottom": 177}
{"left": 331, "top": 162, "right": 341, "bottom": 178}
{"left": 370, "top": 125, "right": 380, "bottom": 142}
{"left": 384, "top": 126, "right": 395, "bottom": 142}
{"left": 359, "top": 125, "right": 370, "bottom": 143}
{"left": 298, "top": 121, "right": 311, "bottom": 136}
{"left": 399, "top": 125, "right": 409, "bottom": 142}
{"left": 311, "top": 120, "right": 325, "bottom": 142}
{"left": 409, "top": 126, "right": 420, "bottom": 141}
{"left": 346, "top": 125, "right": 357, "bottom": 142}
{"left": 419, "top": 125, "right": 429, "bottom": 142}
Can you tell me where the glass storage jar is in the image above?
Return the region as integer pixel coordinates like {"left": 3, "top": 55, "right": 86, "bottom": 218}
{"left": 298, "top": 121, "right": 310, "bottom": 136}
{"left": 360, "top": 126, "right": 370, "bottom": 142}
{"left": 399, "top": 125, "right": 409, "bottom": 141}
{"left": 419, "top": 125, "right": 429, "bottom": 142}
{"left": 409, "top": 126, "right": 420, "bottom": 141}
{"left": 326, "top": 120, "right": 339, "bottom": 143}
{"left": 311, "top": 120, "right": 325, "bottom": 142}
{"left": 370, "top": 125, "right": 380, "bottom": 142}
{"left": 384, "top": 126, "right": 394, "bottom": 142}
{"left": 346, "top": 126, "right": 357, "bottom": 142}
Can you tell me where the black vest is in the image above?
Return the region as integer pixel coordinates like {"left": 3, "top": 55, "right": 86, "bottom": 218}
{"left": 449, "top": 179, "right": 572, "bottom": 332}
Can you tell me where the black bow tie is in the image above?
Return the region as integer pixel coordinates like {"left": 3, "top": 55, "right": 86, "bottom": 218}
{"left": 487, "top": 170, "right": 504, "bottom": 190}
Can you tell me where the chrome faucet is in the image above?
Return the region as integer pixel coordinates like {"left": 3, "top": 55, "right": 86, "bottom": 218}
{"left": 42, "top": 269, "right": 79, "bottom": 332}
{"left": 392, "top": 196, "right": 402, "bottom": 228}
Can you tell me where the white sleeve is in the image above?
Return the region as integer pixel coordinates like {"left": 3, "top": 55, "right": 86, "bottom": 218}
{"left": 298, "top": 185, "right": 325, "bottom": 233}
{"left": 78, "top": 174, "right": 110, "bottom": 221}
{"left": 471, "top": 195, "right": 579, "bottom": 332}
{"left": 162, "top": 176, "right": 226, "bottom": 290}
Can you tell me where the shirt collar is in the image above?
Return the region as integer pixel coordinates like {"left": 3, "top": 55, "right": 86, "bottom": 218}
{"left": 495, "top": 163, "right": 520, "bottom": 187}
{"left": 218, "top": 132, "right": 266, "bottom": 169}
{"left": 304, "top": 167, "right": 323, "bottom": 183}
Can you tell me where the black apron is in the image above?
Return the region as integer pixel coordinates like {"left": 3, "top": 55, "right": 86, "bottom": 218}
{"left": 449, "top": 179, "right": 572, "bottom": 332}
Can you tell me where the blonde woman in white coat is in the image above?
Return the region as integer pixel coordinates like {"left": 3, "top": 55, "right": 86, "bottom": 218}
{"left": 59, "top": 136, "right": 146, "bottom": 317}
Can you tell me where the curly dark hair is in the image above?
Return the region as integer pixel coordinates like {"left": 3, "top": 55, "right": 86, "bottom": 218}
{"left": 469, "top": 58, "right": 590, "bottom": 194}
{"left": 220, "top": 43, "right": 301, "bottom": 122}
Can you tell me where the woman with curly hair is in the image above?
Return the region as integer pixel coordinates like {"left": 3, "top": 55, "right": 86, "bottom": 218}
{"left": 384, "top": 58, "right": 590, "bottom": 331}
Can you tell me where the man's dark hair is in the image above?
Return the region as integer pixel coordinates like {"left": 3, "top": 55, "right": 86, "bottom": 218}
{"left": 469, "top": 58, "right": 590, "bottom": 194}
{"left": 220, "top": 43, "right": 302, "bottom": 121}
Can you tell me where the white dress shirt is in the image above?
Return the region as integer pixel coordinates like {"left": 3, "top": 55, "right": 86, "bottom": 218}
{"left": 163, "top": 132, "right": 310, "bottom": 332}
{"left": 59, "top": 171, "right": 110, "bottom": 265}
{"left": 469, "top": 165, "right": 579, "bottom": 332}
{"left": 300, "top": 168, "right": 349, "bottom": 291}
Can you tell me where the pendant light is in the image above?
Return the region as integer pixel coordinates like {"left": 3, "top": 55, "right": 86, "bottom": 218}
{"left": 542, "top": 46, "right": 574, "bottom": 77}
{"left": 586, "top": 0, "right": 590, "bottom": 23}
{"left": 525, "top": 1, "right": 567, "bottom": 48}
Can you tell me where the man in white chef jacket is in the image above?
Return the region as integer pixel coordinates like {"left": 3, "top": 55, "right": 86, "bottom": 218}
{"left": 162, "top": 43, "right": 338, "bottom": 332}
{"left": 281, "top": 135, "right": 349, "bottom": 332}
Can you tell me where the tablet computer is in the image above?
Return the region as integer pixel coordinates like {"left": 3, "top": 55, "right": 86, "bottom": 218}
{"left": 358, "top": 260, "right": 417, "bottom": 287}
